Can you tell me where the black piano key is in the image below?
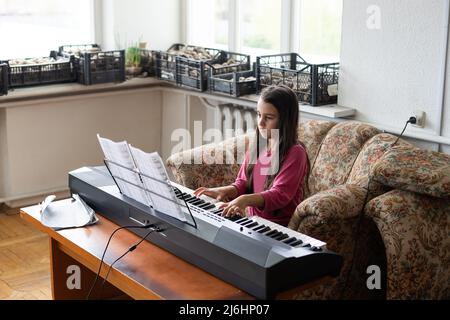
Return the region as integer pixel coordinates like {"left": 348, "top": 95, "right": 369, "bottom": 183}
{"left": 228, "top": 215, "right": 241, "bottom": 222}
{"left": 274, "top": 233, "right": 289, "bottom": 241}
{"left": 211, "top": 208, "right": 223, "bottom": 215}
{"left": 240, "top": 220, "right": 254, "bottom": 227}
{"left": 245, "top": 222, "right": 258, "bottom": 229}
{"left": 190, "top": 199, "right": 203, "bottom": 205}
{"left": 257, "top": 226, "right": 271, "bottom": 233}
{"left": 269, "top": 231, "right": 283, "bottom": 239}
{"left": 235, "top": 218, "right": 249, "bottom": 224}
{"left": 265, "top": 229, "right": 279, "bottom": 237}
{"left": 290, "top": 239, "right": 304, "bottom": 247}
{"left": 196, "top": 201, "right": 208, "bottom": 208}
{"left": 253, "top": 224, "right": 266, "bottom": 232}
{"left": 202, "top": 204, "right": 216, "bottom": 210}
{"left": 283, "top": 237, "right": 297, "bottom": 245}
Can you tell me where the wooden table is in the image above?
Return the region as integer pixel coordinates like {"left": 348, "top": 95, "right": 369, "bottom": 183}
{"left": 20, "top": 202, "right": 329, "bottom": 300}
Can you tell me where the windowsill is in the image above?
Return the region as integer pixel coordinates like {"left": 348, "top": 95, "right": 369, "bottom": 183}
{"left": 0, "top": 77, "right": 167, "bottom": 105}
{"left": 0, "top": 77, "right": 355, "bottom": 118}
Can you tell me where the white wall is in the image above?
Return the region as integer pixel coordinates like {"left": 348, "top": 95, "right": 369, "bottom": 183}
{"left": 0, "top": 89, "right": 162, "bottom": 206}
{"left": 102, "top": 0, "right": 181, "bottom": 51}
{"left": 442, "top": 1, "right": 450, "bottom": 155}
{"left": 160, "top": 92, "right": 218, "bottom": 163}
{"left": 339, "top": 0, "right": 449, "bottom": 152}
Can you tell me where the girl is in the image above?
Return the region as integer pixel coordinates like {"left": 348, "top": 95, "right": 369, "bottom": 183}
{"left": 194, "top": 85, "right": 309, "bottom": 227}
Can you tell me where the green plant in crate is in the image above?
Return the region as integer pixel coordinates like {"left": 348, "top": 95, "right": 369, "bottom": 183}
{"left": 125, "top": 45, "right": 142, "bottom": 76}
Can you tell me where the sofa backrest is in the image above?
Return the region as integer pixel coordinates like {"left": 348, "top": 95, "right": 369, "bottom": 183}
{"left": 347, "top": 133, "right": 413, "bottom": 193}
{"left": 299, "top": 120, "right": 380, "bottom": 197}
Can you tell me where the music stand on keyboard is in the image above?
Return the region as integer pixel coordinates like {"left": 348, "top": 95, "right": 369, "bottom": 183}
{"left": 103, "top": 159, "right": 198, "bottom": 229}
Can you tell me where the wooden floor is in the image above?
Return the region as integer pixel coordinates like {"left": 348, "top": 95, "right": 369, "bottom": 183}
{"left": 0, "top": 205, "right": 52, "bottom": 300}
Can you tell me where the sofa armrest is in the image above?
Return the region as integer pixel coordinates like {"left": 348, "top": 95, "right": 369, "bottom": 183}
{"left": 166, "top": 136, "right": 247, "bottom": 190}
{"left": 366, "top": 189, "right": 450, "bottom": 299}
{"left": 289, "top": 184, "right": 367, "bottom": 226}
{"left": 288, "top": 184, "right": 385, "bottom": 299}
{"left": 371, "top": 146, "right": 450, "bottom": 198}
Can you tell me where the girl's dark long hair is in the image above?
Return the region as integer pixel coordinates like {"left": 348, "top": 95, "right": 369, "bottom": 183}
{"left": 246, "top": 85, "right": 310, "bottom": 193}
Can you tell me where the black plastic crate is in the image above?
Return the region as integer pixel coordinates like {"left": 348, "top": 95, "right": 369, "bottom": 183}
{"left": 176, "top": 56, "right": 212, "bottom": 91}
{"left": 154, "top": 49, "right": 179, "bottom": 83}
{"left": 1, "top": 56, "right": 76, "bottom": 88}
{"left": 207, "top": 51, "right": 251, "bottom": 75}
{"left": 154, "top": 43, "right": 220, "bottom": 89}
{"left": 256, "top": 53, "right": 339, "bottom": 106}
{"left": 0, "top": 63, "right": 8, "bottom": 96}
{"left": 209, "top": 69, "right": 256, "bottom": 97}
{"left": 77, "top": 50, "right": 125, "bottom": 85}
{"left": 139, "top": 49, "right": 155, "bottom": 77}
{"left": 59, "top": 44, "right": 125, "bottom": 85}
{"left": 177, "top": 47, "right": 250, "bottom": 91}
{"left": 58, "top": 44, "right": 102, "bottom": 58}
{"left": 155, "top": 44, "right": 251, "bottom": 91}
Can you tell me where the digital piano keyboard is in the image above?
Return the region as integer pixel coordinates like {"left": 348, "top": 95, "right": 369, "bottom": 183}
{"left": 69, "top": 166, "right": 342, "bottom": 299}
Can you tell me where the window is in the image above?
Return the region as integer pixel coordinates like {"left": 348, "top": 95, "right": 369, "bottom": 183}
{"left": 239, "top": 0, "right": 281, "bottom": 56}
{"left": 187, "top": 0, "right": 229, "bottom": 50}
{"left": 185, "top": 0, "right": 343, "bottom": 62}
{"left": 0, "top": 0, "right": 95, "bottom": 59}
{"left": 298, "top": 0, "right": 343, "bottom": 63}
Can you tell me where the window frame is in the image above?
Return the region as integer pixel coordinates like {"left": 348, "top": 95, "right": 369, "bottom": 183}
{"left": 93, "top": 0, "right": 103, "bottom": 46}
{"left": 183, "top": 0, "right": 341, "bottom": 60}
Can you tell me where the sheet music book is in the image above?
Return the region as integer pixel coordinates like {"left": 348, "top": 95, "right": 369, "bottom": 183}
{"left": 97, "top": 135, "right": 151, "bottom": 207}
{"left": 129, "top": 146, "right": 185, "bottom": 221}
{"left": 97, "top": 135, "right": 186, "bottom": 222}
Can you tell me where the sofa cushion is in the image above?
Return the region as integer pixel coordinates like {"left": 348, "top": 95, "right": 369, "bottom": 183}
{"left": 308, "top": 121, "right": 380, "bottom": 195}
{"left": 372, "top": 146, "right": 450, "bottom": 198}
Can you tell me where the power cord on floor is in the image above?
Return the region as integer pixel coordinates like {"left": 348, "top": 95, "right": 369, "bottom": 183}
{"left": 339, "top": 116, "right": 416, "bottom": 299}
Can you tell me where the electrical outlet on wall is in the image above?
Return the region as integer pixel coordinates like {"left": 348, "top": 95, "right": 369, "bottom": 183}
{"left": 411, "top": 110, "right": 426, "bottom": 128}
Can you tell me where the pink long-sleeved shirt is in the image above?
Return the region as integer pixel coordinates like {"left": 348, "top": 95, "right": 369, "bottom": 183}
{"left": 232, "top": 144, "right": 308, "bottom": 227}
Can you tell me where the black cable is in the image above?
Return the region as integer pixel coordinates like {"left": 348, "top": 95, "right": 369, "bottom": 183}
{"left": 393, "top": 117, "right": 415, "bottom": 147}
{"left": 339, "top": 118, "right": 414, "bottom": 299}
{"left": 98, "top": 227, "right": 156, "bottom": 299}
{"left": 86, "top": 224, "right": 154, "bottom": 300}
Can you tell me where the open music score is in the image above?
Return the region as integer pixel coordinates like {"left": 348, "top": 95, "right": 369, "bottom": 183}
{"left": 97, "top": 134, "right": 185, "bottom": 222}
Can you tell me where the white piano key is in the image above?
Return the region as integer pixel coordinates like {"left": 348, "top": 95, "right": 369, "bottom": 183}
{"left": 171, "top": 182, "right": 327, "bottom": 249}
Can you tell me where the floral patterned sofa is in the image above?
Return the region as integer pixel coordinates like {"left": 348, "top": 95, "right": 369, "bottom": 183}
{"left": 166, "top": 120, "right": 450, "bottom": 299}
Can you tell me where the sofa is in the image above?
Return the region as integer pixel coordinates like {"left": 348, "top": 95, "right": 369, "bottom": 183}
{"left": 166, "top": 119, "right": 450, "bottom": 299}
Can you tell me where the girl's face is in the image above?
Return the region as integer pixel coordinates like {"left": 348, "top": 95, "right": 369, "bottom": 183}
{"left": 256, "top": 98, "right": 279, "bottom": 139}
